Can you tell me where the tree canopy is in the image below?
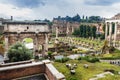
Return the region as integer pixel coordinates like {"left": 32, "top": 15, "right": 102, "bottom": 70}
{"left": 73, "top": 25, "right": 97, "bottom": 38}
{"left": 53, "top": 14, "right": 103, "bottom": 23}
{"left": 8, "top": 42, "right": 33, "bottom": 62}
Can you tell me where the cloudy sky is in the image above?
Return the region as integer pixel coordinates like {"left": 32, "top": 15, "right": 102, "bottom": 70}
{"left": 0, "top": 0, "right": 120, "bottom": 20}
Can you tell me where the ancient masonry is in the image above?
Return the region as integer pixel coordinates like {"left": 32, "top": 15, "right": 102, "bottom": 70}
{"left": 1, "top": 21, "right": 49, "bottom": 56}
{"left": 52, "top": 19, "right": 104, "bottom": 37}
{"left": 52, "top": 20, "right": 80, "bottom": 37}
{"left": 105, "top": 13, "right": 120, "bottom": 47}
{"left": 0, "top": 60, "right": 65, "bottom": 80}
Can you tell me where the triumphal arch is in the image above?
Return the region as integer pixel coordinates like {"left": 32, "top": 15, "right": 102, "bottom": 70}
{"left": 3, "top": 21, "right": 50, "bottom": 56}
{"left": 105, "top": 13, "right": 120, "bottom": 48}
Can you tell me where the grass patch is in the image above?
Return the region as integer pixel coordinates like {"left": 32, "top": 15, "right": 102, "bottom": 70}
{"left": 23, "top": 38, "right": 33, "bottom": 43}
{"left": 98, "top": 74, "right": 120, "bottom": 80}
{"left": 53, "top": 60, "right": 120, "bottom": 80}
{"left": 103, "top": 54, "right": 113, "bottom": 57}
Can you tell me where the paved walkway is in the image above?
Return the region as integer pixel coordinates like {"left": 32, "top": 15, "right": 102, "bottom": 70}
{"left": 89, "top": 72, "right": 114, "bottom": 80}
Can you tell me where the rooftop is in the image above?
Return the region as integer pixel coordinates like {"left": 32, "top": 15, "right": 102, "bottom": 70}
{"left": 2, "top": 20, "right": 48, "bottom": 25}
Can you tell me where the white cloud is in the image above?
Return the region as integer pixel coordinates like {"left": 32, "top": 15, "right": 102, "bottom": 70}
{"left": 0, "top": 0, "right": 120, "bottom": 20}
{"left": 0, "top": 3, "right": 32, "bottom": 20}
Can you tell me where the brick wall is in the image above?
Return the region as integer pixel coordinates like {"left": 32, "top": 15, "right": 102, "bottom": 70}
{"left": 0, "top": 60, "right": 65, "bottom": 80}
{"left": 0, "top": 64, "right": 45, "bottom": 80}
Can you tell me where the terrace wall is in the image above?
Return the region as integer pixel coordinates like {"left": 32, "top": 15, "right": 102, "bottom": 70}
{"left": 0, "top": 60, "right": 65, "bottom": 80}
{"left": 0, "top": 62, "right": 45, "bottom": 80}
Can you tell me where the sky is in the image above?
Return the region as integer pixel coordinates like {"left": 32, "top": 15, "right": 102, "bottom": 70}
{"left": 0, "top": 0, "right": 120, "bottom": 20}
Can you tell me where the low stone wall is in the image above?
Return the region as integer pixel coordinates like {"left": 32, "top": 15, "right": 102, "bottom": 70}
{"left": 0, "top": 60, "right": 65, "bottom": 80}
{"left": 0, "top": 60, "right": 32, "bottom": 67}
{"left": 0, "top": 62, "right": 45, "bottom": 80}
{"left": 45, "top": 63, "right": 65, "bottom": 80}
{"left": 100, "top": 59, "right": 120, "bottom": 65}
{"left": 46, "top": 64, "right": 56, "bottom": 80}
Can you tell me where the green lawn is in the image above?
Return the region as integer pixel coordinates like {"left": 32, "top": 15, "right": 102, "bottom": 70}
{"left": 100, "top": 49, "right": 120, "bottom": 60}
{"left": 98, "top": 74, "right": 120, "bottom": 80}
{"left": 58, "top": 37, "right": 104, "bottom": 51}
{"left": 23, "top": 38, "right": 33, "bottom": 43}
{"left": 53, "top": 60, "right": 120, "bottom": 80}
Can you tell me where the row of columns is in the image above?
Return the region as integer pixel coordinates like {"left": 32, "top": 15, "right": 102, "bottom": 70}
{"left": 105, "top": 22, "right": 118, "bottom": 46}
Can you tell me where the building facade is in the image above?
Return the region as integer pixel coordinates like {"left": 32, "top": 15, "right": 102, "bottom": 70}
{"left": 52, "top": 19, "right": 80, "bottom": 37}
{"left": 105, "top": 13, "right": 120, "bottom": 47}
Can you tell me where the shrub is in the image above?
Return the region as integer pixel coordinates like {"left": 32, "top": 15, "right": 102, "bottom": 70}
{"left": 59, "top": 48, "right": 64, "bottom": 52}
{"left": 104, "top": 69, "right": 118, "bottom": 74}
{"left": 109, "top": 46, "right": 115, "bottom": 53}
{"left": 70, "top": 77, "right": 78, "bottom": 80}
{"left": 78, "top": 56, "right": 89, "bottom": 61}
{"left": 8, "top": 42, "right": 33, "bottom": 62}
{"left": 78, "top": 56, "right": 99, "bottom": 63}
{"left": 34, "top": 55, "right": 39, "bottom": 60}
{"left": 62, "top": 57, "right": 69, "bottom": 62}
{"left": 67, "top": 47, "right": 72, "bottom": 51}
{"left": 48, "top": 51, "right": 53, "bottom": 58}
{"left": 100, "top": 57, "right": 120, "bottom": 60}
{"left": 55, "top": 57, "right": 69, "bottom": 63}
{"left": 88, "top": 57, "right": 99, "bottom": 63}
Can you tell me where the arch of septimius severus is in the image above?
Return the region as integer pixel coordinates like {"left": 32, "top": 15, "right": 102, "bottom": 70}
{"left": 105, "top": 13, "right": 120, "bottom": 48}
{"left": 2, "top": 21, "right": 50, "bottom": 57}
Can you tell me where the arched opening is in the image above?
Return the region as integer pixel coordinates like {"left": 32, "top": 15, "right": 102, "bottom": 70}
{"left": 39, "top": 45, "right": 43, "bottom": 52}
{"left": 23, "top": 38, "right": 33, "bottom": 50}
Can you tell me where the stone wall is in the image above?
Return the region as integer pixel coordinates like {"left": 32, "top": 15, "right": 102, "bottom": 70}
{"left": 0, "top": 60, "right": 65, "bottom": 80}
{"left": 52, "top": 20, "right": 80, "bottom": 36}
{"left": 3, "top": 23, "right": 49, "bottom": 33}
{"left": 0, "top": 63, "right": 45, "bottom": 80}
{"left": 45, "top": 64, "right": 56, "bottom": 80}
{"left": 0, "top": 25, "right": 4, "bottom": 33}
{"left": 45, "top": 63, "right": 65, "bottom": 80}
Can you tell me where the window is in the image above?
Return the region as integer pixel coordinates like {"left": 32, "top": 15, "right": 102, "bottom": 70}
{"left": 27, "top": 26, "right": 29, "bottom": 29}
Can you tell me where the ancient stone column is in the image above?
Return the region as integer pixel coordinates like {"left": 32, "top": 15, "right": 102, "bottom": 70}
{"left": 109, "top": 23, "right": 112, "bottom": 46}
{"left": 56, "top": 26, "right": 58, "bottom": 38}
{"left": 45, "top": 34, "right": 48, "bottom": 50}
{"left": 66, "top": 24, "right": 69, "bottom": 36}
{"left": 43, "top": 34, "right": 48, "bottom": 56}
{"left": 114, "top": 22, "right": 117, "bottom": 46}
{"left": 4, "top": 35, "right": 9, "bottom": 60}
{"left": 4, "top": 35, "right": 8, "bottom": 52}
{"left": 33, "top": 33, "right": 38, "bottom": 56}
{"left": 35, "top": 34, "right": 38, "bottom": 54}
{"left": 105, "top": 22, "right": 108, "bottom": 40}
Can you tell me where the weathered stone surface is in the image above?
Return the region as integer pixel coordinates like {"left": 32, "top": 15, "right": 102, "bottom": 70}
{"left": 3, "top": 21, "right": 50, "bottom": 56}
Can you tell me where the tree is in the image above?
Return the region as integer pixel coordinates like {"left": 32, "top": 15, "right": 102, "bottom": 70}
{"left": 72, "top": 14, "right": 81, "bottom": 22}
{"left": 91, "top": 26, "right": 97, "bottom": 38}
{"left": 89, "top": 16, "right": 102, "bottom": 23}
{"left": 79, "top": 25, "right": 84, "bottom": 37}
{"left": 8, "top": 42, "right": 33, "bottom": 62}
{"left": 83, "top": 25, "right": 87, "bottom": 38}
{"left": 48, "top": 51, "right": 53, "bottom": 59}
{"left": 86, "top": 25, "right": 91, "bottom": 38}
{"left": 82, "top": 15, "right": 85, "bottom": 20}
{"left": 72, "top": 29, "right": 80, "bottom": 36}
